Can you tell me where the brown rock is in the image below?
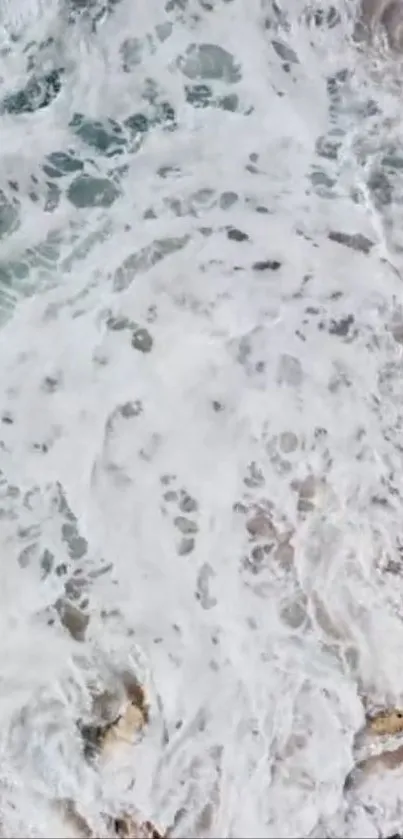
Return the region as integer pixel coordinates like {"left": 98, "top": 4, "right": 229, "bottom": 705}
{"left": 55, "top": 598, "right": 90, "bottom": 642}
{"left": 110, "top": 814, "right": 164, "bottom": 838}
{"left": 246, "top": 512, "right": 276, "bottom": 540}
{"left": 367, "top": 707, "right": 403, "bottom": 735}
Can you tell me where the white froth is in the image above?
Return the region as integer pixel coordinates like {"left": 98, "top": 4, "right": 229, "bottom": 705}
{"left": 1, "top": 0, "right": 403, "bottom": 836}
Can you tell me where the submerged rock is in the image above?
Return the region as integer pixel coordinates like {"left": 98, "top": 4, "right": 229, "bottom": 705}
{"left": 2, "top": 70, "right": 63, "bottom": 114}
{"left": 78, "top": 675, "right": 149, "bottom": 761}
{"left": 0, "top": 191, "right": 19, "bottom": 239}
{"left": 67, "top": 175, "right": 120, "bottom": 208}
{"left": 43, "top": 151, "right": 84, "bottom": 178}
{"left": 178, "top": 43, "right": 241, "bottom": 82}
{"left": 70, "top": 112, "right": 126, "bottom": 155}
{"left": 57, "top": 799, "right": 164, "bottom": 838}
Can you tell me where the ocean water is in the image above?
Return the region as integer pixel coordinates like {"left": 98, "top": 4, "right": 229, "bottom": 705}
{"left": 2, "top": 0, "right": 403, "bottom": 836}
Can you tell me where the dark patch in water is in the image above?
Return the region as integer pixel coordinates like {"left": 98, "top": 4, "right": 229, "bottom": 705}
{"left": 271, "top": 39, "right": 299, "bottom": 63}
{"left": 0, "top": 191, "right": 20, "bottom": 238}
{"left": 43, "top": 151, "right": 84, "bottom": 179}
{"left": 252, "top": 259, "right": 281, "bottom": 271}
{"left": 227, "top": 227, "right": 249, "bottom": 242}
{"left": 67, "top": 175, "right": 120, "bottom": 208}
{"left": 131, "top": 327, "right": 153, "bottom": 353}
{"left": 368, "top": 169, "right": 393, "bottom": 208}
{"left": 55, "top": 483, "right": 88, "bottom": 560}
{"left": 2, "top": 69, "right": 63, "bottom": 115}
{"left": 185, "top": 84, "right": 212, "bottom": 107}
{"left": 328, "top": 230, "right": 374, "bottom": 254}
{"left": 328, "top": 314, "right": 355, "bottom": 337}
{"left": 70, "top": 113, "right": 126, "bottom": 156}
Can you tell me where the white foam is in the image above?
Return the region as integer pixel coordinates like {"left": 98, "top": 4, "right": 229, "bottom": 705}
{"left": 1, "top": 0, "right": 403, "bottom": 836}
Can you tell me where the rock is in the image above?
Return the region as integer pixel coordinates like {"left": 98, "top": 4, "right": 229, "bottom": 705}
{"left": 246, "top": 512, "right": 276, "bottom": 540}
{"left": 177, "top": 537, "right": 195, "bottom": 555}
{"left": 56, "top": 800, "right": 164, "bottom": 839}
{"left": 56, "top": 799, "right": 93, "bottom": 838}
{"left": 55, "top": 598, "right": 90, "bottom": 642}
{"left": 43, "top": 151, "right": 84, "bottom": 178}
{"left": 328, "top": 314, "right": 355, "bottom": 337}
{"left": 252, "top": 259, "right": 281, "bottom": 271}
{"left": 101, "top": 703, "right": 145, "bottom": 757}
{"left": 367, "top": 708, "right": 403, "bottom": 735}
{"left": 178, "top": 44, "right": 241, "bottom": 82}
{"left": 67, "top": 175, "right": 120, "bottom": 208}
{"left": 227, "top": 227, "right": 249, "bottom": 242}
{"left": 70, "top": 113, "right": 126, "bottom": 155}
{"left": 328, "top": 230, "right": 374, "bottom": 254}
{"left": 174, "top": 516, "right": 198, "bottom": 535}
{"left": 219, "top": 191, "right": 238, "bottom": 209}
{"left": 277, "top": 354, "right": 303, "bottom": 386}
{"left": 185, "top": 84, "right": 213, "bottom": 107}
{"left": 109, "top": 814, "right": 164, "bottom": 838}
{"left": 79, "top": 676, "right": 149, "bottom": 761}
{"left": 131, "top": 327, "right": 153, "bottom": 353}
{"left": 0, "top": 191, "right": 19, "bottom": 239}
{"left": 2, "top": 69, "right": 63, "bottom": 114}
{"left": 271, "top": 39, "right": 299, "bottom": 63}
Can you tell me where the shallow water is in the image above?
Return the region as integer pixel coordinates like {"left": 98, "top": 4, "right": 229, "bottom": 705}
{"left": 2, "top": 0, "right": 403, "bottom": 836}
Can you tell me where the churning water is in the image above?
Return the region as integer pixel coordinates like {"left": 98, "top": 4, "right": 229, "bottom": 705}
{"left": 2, "top": 0, "right": 403, "bottom": 835}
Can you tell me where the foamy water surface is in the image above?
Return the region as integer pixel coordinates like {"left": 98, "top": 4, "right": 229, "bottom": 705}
{"left": 1, "top": 0, "right": 403, "bottom": 836}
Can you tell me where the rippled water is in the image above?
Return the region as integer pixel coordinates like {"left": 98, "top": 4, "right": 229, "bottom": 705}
{"left": 2, "top": 0, "right": 403, "bottom": 836}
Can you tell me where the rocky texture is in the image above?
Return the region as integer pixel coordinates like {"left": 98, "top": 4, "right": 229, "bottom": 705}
{"left": 78, "top": 675, "right": 149, "bottom": 761}
{"left": 57, "top": 799, "right": 164, "bottom": 838}
{"left": 2, "top": 70, "right": 63, "bottom": 114}
{"left": 366, "top": 707, "right": 403, "bottom": 735}
{"left": 52, "top": 676, "right": 165, "bottom": 837}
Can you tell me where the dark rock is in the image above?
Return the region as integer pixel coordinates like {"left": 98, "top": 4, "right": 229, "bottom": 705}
{"left": 315, "top": 134, "right": 341, "bottom": 160}
{"left": 328, "top": 230, "right": 374, "bottom": 254}
{"left": 124, "top": 112, "right": 149, "bottom": 134}
{"left": 252, "top": 259, "right": 281, "bottom": 271}
{"left": 271, "top": 39, "right": 299, "bottom": 63}
{"left": 218, "top": 93, "right": 239, "bottom": 111}
{"left": 106, "top": 314, "right": 134, "bottom": 331}
{"left": 177, "top": 537, "right": 195, "bottom": 555}
{"left": 67, "top": 175, "right": 120, "bottom": 208}
{"left": 0, "top": 191, "right": 19, "bottom": 238}
{"left": 178, "top": 43, "right": 241, "bottom": 82}
{"left": 61, "top": 523, "right": 88, "bottom": 560}
{"left": 185, "top": 84, "right": 212, "bottom": 107}
{"left": 227, "top": 227, "right": 249, "bottom": 242}
{"left": 70, "top": 112, "right": 126, "bottom": 155}
{"left": 131, "top": 327, "right": 153, "bottom": 353}
{"left": 174, "top": 516, "right": 198, "bottom": 534}
{"left": 3, "top": 69, "right": 63, "bottom": 114}
{"left": 43, "top": 151, "right": 84, "bottom": 178}
{"left": 328, "top": 314, "right": 354, "bottom": 337}
{"left": 368, "top": 169, "right": 392, "bottom": 208}
{"left": 118, "top": 401, "right": 142, "bottom": 418}
{"left": 179, "top": 492, "right": 198, "bottom": 513}
{"left": 219, "top": 191, "right": 238, "bottom": 209}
